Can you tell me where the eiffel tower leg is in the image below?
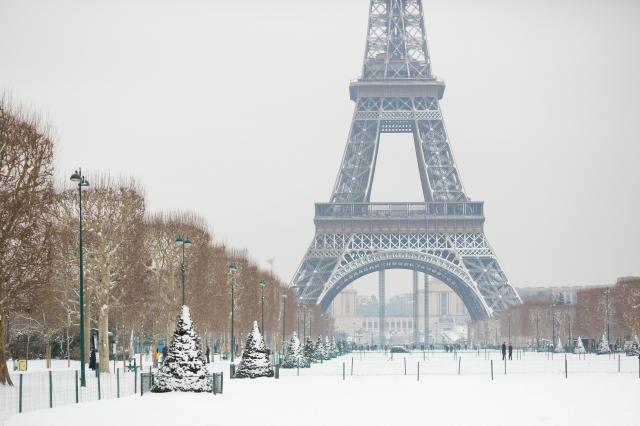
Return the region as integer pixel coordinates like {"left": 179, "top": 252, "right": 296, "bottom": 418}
{"left": 424, "top": 274, "right": 429, "bottom": 346}
{"left": 413, "top": 270, "right": 419, "bottom": 345}
{"left": 379, "top": 267, "right": 385, "bottom": 347}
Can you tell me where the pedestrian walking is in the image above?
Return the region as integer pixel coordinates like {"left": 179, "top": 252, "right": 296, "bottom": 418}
{"left": 206, "top": 345, "right": 211, "bottom": 364}
{"left": 501, "top": 342, "right": 507, "bottom": 360}
{"left": 508, "top": 343, "right": 513, "bottom": 360}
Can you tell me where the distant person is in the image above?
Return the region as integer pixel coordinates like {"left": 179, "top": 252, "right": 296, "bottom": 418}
{"left": 89, "top": 349, "right": 97, "bottom": 371}
{"left": 501, "top": 342, "right": 507, "bottom": 360}
{"left": 162, "top": 345, "right": 168, "bottom": 361}
{"left": 206, "top": 345, "right": 211, "bottom": 364}
{"left": 508, "top": 343, "right": 513, "bottom": 360}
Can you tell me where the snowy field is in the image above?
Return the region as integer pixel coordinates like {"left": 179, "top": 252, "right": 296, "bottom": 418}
{"left": 3, "top": 351, "right": 640, "bottom": 426}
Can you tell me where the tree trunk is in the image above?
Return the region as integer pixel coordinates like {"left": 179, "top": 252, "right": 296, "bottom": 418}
{"left": 66, "top": 324, "right": 70, "bottom": 368}
{"left": 0, "top": 314, "right": 13, "bottom": 385}
{"left": 98, "top": 304, "right": 110, "bottom": 373}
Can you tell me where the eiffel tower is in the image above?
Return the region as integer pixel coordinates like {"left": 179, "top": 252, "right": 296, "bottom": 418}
{"left": 291, "top": 0, "right": 521, "bottom": 338}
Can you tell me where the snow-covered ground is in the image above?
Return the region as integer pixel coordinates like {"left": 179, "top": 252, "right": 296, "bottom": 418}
{"left": 3, "top": 351, "right": 640, "bottom": 426}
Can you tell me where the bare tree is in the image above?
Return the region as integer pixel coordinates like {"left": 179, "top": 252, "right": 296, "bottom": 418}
{"left": 82, "top": 176, "right": 145, "bottom": 372}
{"left": 0, "top": 96, "right": 54, "bottom": 385}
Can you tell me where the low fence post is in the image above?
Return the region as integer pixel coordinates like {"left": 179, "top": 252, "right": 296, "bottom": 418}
{"left": 75, "top": 370, "right": 79, "bottom": 404}
{"left": 134, "top": 365, "right": 137, "bottom": 394}
{"left": 618, "top": 354, "right": 621, "bottom": 373}
{"left": 19, "top": 374, "right": 23, "bottom": 413}
{"left": 117, "top": 368, "right": 120, "bottom": 398}
{"left": 49, "top": 370, "right": 53, "bottom": 408}
{"left": 404, "top": 357, "right": 407, "bottom": 375}
{"left": 417, "top": 362, "right": 420, "bottom": 381}
{"left": 458, "top": 357, "right": 462, "bottom": 375}
{"left": 491, "top": 360, "right": 494, "bottom": 381}
{"left": 504, "top": 357, "right": 507, "bottom": 375}
{"left": 97, "top": 370, "right": 101, "bottom": 400}
{"left": 565, "top": 355, "right": 568, "bottom": 379}
{"left": 351, "top": 357, "right": 354, "bottom": 376}
{"left": 342, "top": 362, "right": 345, "bottom": 380}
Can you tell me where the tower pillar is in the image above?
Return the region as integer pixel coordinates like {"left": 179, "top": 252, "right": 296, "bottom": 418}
{"left": 424, "top": 274, "right": 430, "bottom": 346}
{"left": 379, "top": 267, "right": 385, "bottom": 347}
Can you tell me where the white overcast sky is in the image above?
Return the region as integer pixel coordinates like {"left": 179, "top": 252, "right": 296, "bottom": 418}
{"left": 1, "top": 0, "right": 639, "bottom": 294}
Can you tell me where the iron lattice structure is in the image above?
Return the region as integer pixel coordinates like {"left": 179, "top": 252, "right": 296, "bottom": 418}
{"left": 291, "top": 0, "right": 521, "bottom": 320}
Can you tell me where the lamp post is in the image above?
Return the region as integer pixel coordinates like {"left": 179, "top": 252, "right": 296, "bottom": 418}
{"left": 551, "top": 302, "right": 556, "bottom": 350}
{"left": 259, "top": 279, "right": 267, "bottom": 334}
{"left": 281, "top": 294, "right": 288, "bottom": 350}
{"left": 175, "top": 236, "right": 192, "bottom": 306}
{"left": 603, "top": 288, "right": 610, "bottom": 344}
{"left": 70, "top": 169, "right": 89, "bottom": 387}
{"left": 228, "top": 263, "right": 238, "bottom": 360}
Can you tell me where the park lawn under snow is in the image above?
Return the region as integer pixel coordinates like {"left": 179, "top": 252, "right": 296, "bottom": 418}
{"left": 5, "top": 352, "right": 640, "bottom": 426}
{"left": 6, "top": 373, "right": 639, "bottom": 426}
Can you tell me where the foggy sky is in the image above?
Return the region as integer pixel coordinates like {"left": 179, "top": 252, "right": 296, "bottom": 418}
{"left": 1, "top": 0, "right": 639, "bottom": 294}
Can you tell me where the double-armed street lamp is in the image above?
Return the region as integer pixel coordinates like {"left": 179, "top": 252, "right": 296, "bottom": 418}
{"left": 259, "top": 279, "right": 267, "bottom": 334}
{"left": 70, "top": 169, "right": 89, "bottom": 387}
{"left": 175, "top": 236, "right": 192, "bottom": 306}
{"left": 228, "top": 263, "right": 238, "bottom": 360}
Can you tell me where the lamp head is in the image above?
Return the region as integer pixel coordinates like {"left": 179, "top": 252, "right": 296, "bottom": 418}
{"left": 70, "top": 171, "right": 81, "bottom": 182}
{"left": 259, "top": 279, "right": 266, "bottom": 288}
{"left": 228, "top": 263, "right": 238, "bottom": 273}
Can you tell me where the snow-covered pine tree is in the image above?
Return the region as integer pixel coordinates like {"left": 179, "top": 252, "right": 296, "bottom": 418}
{"left": 574, "top": 336, "right": 586, "bottom": 354}
{"left": 281, "top": 332, "right": 310, "bottom": 368}
{"left": 629, "top": 335, "right": 640, "bottom": 356}
{"left": 597, "top": 334, "right": 610, "bottom": 354}
{"left": 235, "top": 321, "right": 274, "bottom": 378}
{"left": 304, "top": 337, "right": 317, "bottom": 363}
{"left": 330, "top": 337, "right": 338, "bottom": 358}
{"left": 554, "top": 336, "right": 564, "bottom": 353}
{"left": 314, "top": 337, "right": 327, "bottom": 361}
{"left": 323, "top": 336, "right": 332, "bottom": 360}
{"left": 152, "top": 306, "right": 210, "bottom": 393}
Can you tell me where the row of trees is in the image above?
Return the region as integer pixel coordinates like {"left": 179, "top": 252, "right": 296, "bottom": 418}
{"left": 0, "top": 96, "right": 334, "bottom": 385}
{"left": 470, "top": 277, "right": 640, "bottom": 349}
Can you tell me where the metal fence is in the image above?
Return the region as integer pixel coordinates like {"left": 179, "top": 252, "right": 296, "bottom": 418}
{"left": 277, "top": 350, "right": 640, "bottom": 379}
{"left": 1, "top": 367, "right": 140, "bottom": 424}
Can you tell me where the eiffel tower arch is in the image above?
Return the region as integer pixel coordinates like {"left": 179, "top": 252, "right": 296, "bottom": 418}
{"left": 291, "top": 0, "right": 521, "bottom": 322}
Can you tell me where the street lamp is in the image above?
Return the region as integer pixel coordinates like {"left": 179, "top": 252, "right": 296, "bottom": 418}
{"left": 175, "top": 236, "right": 192, "bottom": 306}
{"left": 603, "top": 288, "right": 611, "bottom": 344}
{"left": 551, "top": 302, "right": 556, "bottom": 351}
{"left": 228, "top": 263, "right": 238, "bottom": 360}
{"left": 281, "top": 294, "right": 288, "bottom": 350}
{"left": 70, "top": 169, "right": 89, "bottom": 387}
{"left": 259, "top": 279, "right": 267, "bottom": 334}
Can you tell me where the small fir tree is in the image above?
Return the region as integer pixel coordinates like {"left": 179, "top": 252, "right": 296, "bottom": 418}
{"left": 152, "top": 306, "right": 210, "bottom": 393}
{"left": 282, "top": 332, "right": 310, "bottom": 368}
{"left": 597, "top": 334, "right": 610, "bottom": 354}
{"left": 235, "top": 321, "right": 274, "bottom": 378}
{"left": 314, "top": 337, "right": 327, "bottom": 361}
{"left": 330, "top": 337, "right": 339, "bottom": 358}
{"left": 323, "top": 336, "right": 332, "bottom": 360}
{"left": 304, "top": 337, "right": 317, "bottom": 363}
{"left": 574, "top": 336, "right": 586, "bottom": 354}
{"left": 554, "top": 337, "right": 564, "bottom": 353}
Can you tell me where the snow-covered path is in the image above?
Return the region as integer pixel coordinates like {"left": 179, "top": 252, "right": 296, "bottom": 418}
{"left": 5, "top": 352, "right": 640, "bottom": 426}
